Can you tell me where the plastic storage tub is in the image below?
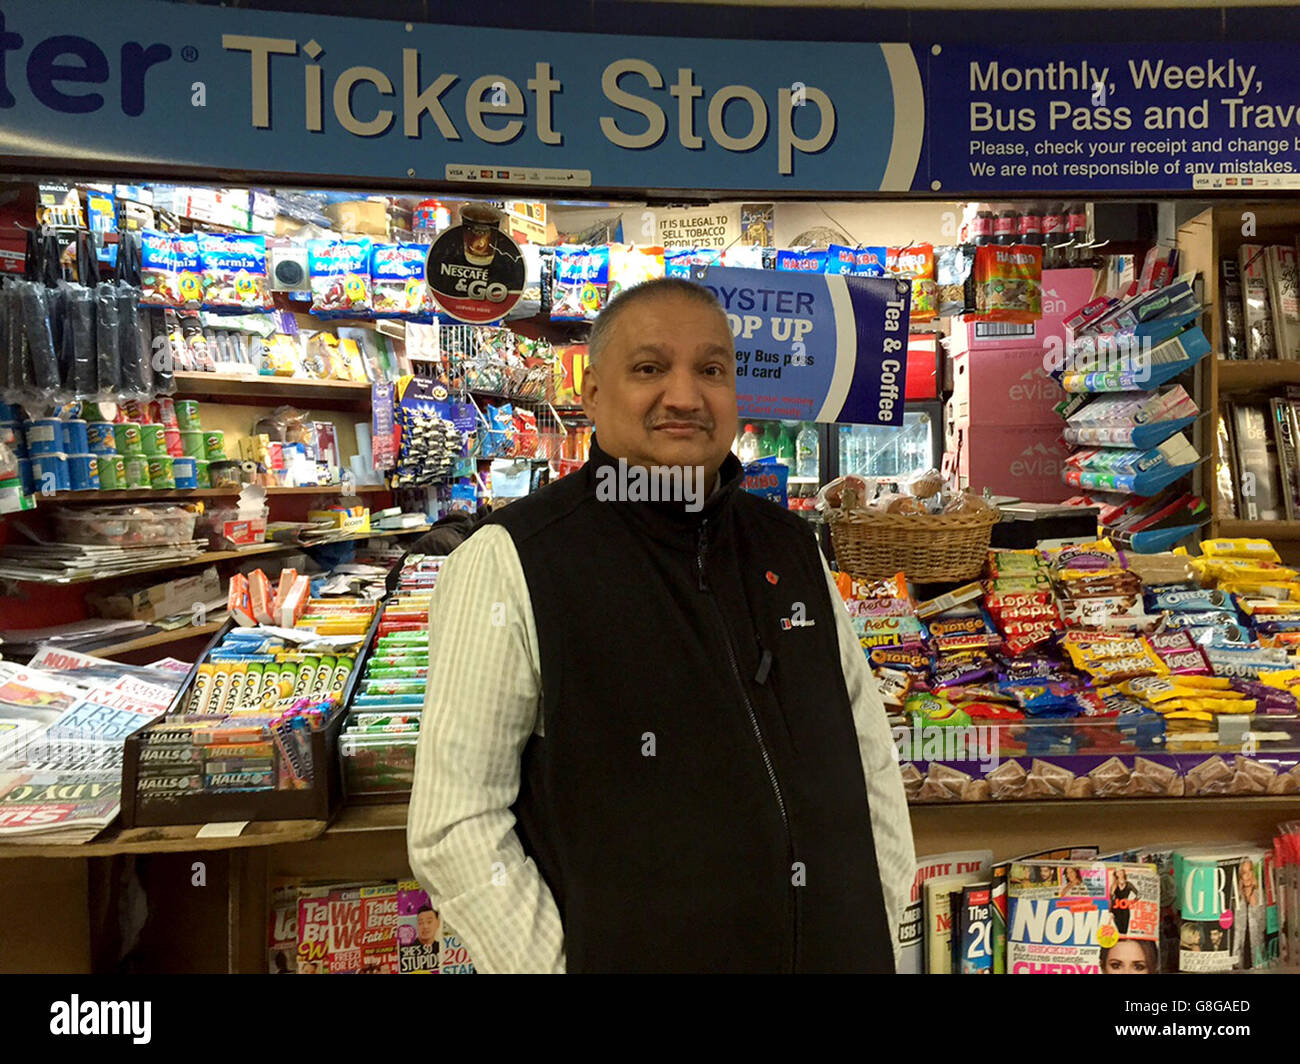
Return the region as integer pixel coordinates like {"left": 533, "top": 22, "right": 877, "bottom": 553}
{"left": 54, "top": 504, "right": 199, "bottom": 547}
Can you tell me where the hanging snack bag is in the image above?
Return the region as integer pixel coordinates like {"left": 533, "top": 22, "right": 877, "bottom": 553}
{"left": 608, "top": 244, "right": 665, "bottom": 300}
{"left": 664, "top": 247, "right": 721, "bottom": 278}
{"left": 974, "top": 244, "right": 1043, "bottom": 323}
{"left": 173, "top": 234, "right": 204, "bottom": 309}
{"left": 139, "top": 229, "right": 179, "bottom": 307}
{"left": 776, "top": 249, "right": 827, "bottom": 272}
{"left": 937, "top": 244, "right": 976, "bottom": 317}
{"left": 483, "top": 403, "right": 515, "bottom": 457}
{"left": 853, "top": 247, "right": 888, "bottom": 277}
{"left": 887, "top": 244, "right": 937, "bottom": 322}
{"left": 198, "top": 233, "right": 271, "bottom": 311}
{"left": 308, "top": 237, "right": 373, "bottom": 317}
{"left": 513, "top": 408, "right": 539, "bottom": 458}
{"left": 824, "top": 245, "right": 858, "bottom": 275}
{"left": 551, "top": 245, "right": 610, "bottom": 321}
{"left": 371, "top": 243, "right": 428, "bottom": 318}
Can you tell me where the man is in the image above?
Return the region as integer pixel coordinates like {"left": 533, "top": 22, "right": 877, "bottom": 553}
{"left": 408, "top": 277, "right": 915, "bottom": 973}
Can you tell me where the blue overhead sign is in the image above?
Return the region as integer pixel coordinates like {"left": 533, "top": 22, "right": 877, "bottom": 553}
{"left": 0, "top": 0, "right": 1297, "bottom": 194}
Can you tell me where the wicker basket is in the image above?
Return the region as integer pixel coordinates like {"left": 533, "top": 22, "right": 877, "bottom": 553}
{"left": 828, "top": 506, "right": 1002, "bottom": 583}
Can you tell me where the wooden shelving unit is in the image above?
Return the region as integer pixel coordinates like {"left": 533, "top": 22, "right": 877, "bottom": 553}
{"left": 1176, "top": 203, "right": 1300, "bottom": 562}
{"left": 8, "top": 523, "right": 432, "bottom": 585}
{"left": 43, "top": 484, "right": 390, "bottom": 504}
{"left": 171, "top": 372, "right": 373, "bottom": 410}
{"left": 93, "top": 617, "right": 228, "bottom": 658}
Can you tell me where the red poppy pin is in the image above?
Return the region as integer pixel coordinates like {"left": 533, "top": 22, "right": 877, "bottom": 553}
{"left": 766, "top": 570, "right": 779, "bottom": 585}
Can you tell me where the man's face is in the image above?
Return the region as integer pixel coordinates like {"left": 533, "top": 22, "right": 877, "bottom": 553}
{"left": 583, "top": 294, "right": 738, "bottom": 481}
{"left": 417, "top": 909, "right": 440, "bottom": 946}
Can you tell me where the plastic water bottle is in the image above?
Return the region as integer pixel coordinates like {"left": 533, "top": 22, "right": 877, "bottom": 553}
{"left": 796, "top": 424, "right": 819, "bottom": 478}
{"left": 776, "top": 423, "right": 796, "bottom": 468}
{"left": 739, "top": 424, "right": 761, "bottom": 465}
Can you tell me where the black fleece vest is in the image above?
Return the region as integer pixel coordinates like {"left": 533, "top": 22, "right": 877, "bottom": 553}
{"left": 490, "top": 440, "right": 893, "bottom": 973}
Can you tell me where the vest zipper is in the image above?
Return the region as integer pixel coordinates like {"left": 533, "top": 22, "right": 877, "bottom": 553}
{"left": 697, "top": 517, "right": 797, "bottom": 971}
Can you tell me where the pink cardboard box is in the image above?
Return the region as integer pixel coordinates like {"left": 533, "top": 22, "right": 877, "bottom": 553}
{"left": 951, "top": 345, "right": 1065, "bottom": 427}
{"left": 949, "top": 268, "right": 1097, "bottom": 355}
{"left": 950, "top": 420, "right": 1071, "bottom": 502}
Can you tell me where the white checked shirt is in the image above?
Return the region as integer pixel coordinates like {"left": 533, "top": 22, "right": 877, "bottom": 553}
{"left": 407, "top": 522, "right": 916, "bottom": 973}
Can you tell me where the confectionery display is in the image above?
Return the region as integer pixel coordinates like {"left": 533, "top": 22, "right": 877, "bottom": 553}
{"left": 841, "top": 537, "right": 1300, "bottom": 803}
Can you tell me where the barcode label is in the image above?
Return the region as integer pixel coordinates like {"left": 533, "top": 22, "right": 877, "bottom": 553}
{"left": 1151, "top": 337, "right": 1188, "bottom": 365}
{"left": 974, "top": 322, "right": 1035, "bottom": 339}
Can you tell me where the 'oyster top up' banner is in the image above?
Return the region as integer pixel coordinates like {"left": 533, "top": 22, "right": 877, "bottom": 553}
{"left": 693, "top": 267, "right": 911, "bottom": 426}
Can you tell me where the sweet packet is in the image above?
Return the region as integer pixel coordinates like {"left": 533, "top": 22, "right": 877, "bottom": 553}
{"left": 370, "top": 243, "right": 429, "bottom": 318}
{"left": 308, "top": 238, "right": 373, "bottom": 317}
{"left": 886, "top": 244, "right": 936, "bottom": 322}
{"left": 198, "top": 233, "right": 272, "bottom": 311}
{"left": 972, "top": 243, "right": 1042, "bottom": 323}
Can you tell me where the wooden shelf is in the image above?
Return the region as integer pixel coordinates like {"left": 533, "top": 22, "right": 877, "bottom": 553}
{"left": 1215, "top": 519, "right": 1300, "bottom": 541}
{"left": 93, "top": 617, "right": 228, "bottom": 658}
{"left": 1217, "top": 359, "right": 1300, "bottom": 392}
{"left": 326, "top": 802, "right": 410, "bottom": 835}
{"left": 0, "top": 818, "right": 327, "bottom": 860}
{"left": 7, "top": 523, "right": 431, "bottom": 585}
{"left": 171, "top": 372, "right": 374, "bottom": 409}
{"left": 40, "top": 484, "right": 391, "bottom": 503}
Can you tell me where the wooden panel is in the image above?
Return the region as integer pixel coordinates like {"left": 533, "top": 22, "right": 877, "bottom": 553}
{"left": 909, "top": 797, "right": 1299, "bottom": 861}
{"left": 125, "top": 852, "right": 231, "bottom": 974}
{"left": 0, "top": 819, "right": 327, "bottom": 860}
{"left": 0, "top": 858, "right": 92, "bottom": 973}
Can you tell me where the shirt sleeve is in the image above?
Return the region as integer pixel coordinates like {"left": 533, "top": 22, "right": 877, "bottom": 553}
{"left": 406, "top": 523, "right": 566, "bottom": 974}
{"left": 820, "top": 556, "right": 917, "bottom": 971}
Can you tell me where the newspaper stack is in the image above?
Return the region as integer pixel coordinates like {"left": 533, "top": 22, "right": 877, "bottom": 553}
{"left": 0, "top": 647, "right": 188, "bottom": 844}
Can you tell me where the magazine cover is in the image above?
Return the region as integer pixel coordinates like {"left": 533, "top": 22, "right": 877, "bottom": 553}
{"left": 901, "top": 850, "right": 992, "bottom": 975}
{"left": 396, "top": 878, "right": 441, "bottom": 974}
{"left": 359, "top": 884, "right": 400, "bottom": 974}
{"left": 267, "top": 880, "right": 298, "bottom": 975}
{"left": 1008, "top": 860, "right": 1159, "bottom": 974}
{"left": 958, "top": 883, "right": 994, "bottom": 974}
{"left": 438, "top": 933, "right": 477, "bottom": 975}
{"left": 296, "top": 887, "right": 330, "bottom": 974}
{"left": 327, "top": 886, "right": 366, "bottom": 974}
{"left": 925, "top": 873, "right": 985, "bottom": 975}
{"left": 1176, "top": 849, "right": 1279, "bottom": 972}
{"left": 991, "top": 846, "right": 1098, "bottom": 975}
{"left": 1127, "top": 843, "right": 1193, "bottom": 972}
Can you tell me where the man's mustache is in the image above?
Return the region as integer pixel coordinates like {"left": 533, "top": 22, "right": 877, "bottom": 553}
{"left": 646, "top": 415, "right": 715, "bottom": 431}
